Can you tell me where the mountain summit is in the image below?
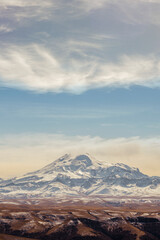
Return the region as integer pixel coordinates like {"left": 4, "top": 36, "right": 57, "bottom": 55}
{"left": 38, "top": 154, "right": 94, "bottom": 174}
{"left": 0, "top": 154, "right": 160, "bottom": 198}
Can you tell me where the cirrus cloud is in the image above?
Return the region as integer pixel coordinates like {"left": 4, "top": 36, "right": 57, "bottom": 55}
{"left": 0, "top": 44, "right": 160, "bottom": 93}
{"left": 0, "top": 0, "right": 57, "bottom": 20}
{"left": 1, "top": 0, "right": 160, "bottom": 25}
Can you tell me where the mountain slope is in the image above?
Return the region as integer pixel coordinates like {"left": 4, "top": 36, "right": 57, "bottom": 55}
{"left": 0, "top": 154, "right": 160, "bottom": 198}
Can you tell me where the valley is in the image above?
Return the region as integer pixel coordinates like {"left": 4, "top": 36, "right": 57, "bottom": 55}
{"left": 0, "top": 197, "right": 159, "bottom": 240}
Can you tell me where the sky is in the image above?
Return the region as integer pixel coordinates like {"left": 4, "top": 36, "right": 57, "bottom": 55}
{"left": 0, "top": 0, "right": 160, "bottom": 178}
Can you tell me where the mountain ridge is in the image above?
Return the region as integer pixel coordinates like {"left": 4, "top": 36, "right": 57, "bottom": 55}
{"left": 0, "top": 153, "right": 160, "bottom": 198}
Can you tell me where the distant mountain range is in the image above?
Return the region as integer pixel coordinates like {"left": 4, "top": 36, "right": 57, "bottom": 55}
{"left": 0, "top": 154, "right": 160, "bottom": 198}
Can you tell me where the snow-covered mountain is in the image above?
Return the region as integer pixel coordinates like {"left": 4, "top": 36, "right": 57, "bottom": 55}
{"left": 0, "top": 154, "right": 160, "bottom": 198}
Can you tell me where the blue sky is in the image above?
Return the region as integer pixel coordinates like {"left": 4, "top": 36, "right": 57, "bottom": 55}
{"left": 0, "top": 0, "right": 160, "bottom": 177}
{"left": 0, "top": 86, "right": 160, "bottom": 138}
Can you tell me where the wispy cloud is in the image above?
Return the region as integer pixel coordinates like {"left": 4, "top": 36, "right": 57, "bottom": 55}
{"left": 0, "top": 25, "right": 13, "bottom": 33}
{"left": 0, "top": 1, "right": 159, "bottom": 92}
{"left": 0, "top": 0, "right": 59, "bottom": 22}
{"left": 69, "top": 0, "right": 160, "bottom": 26}
{"left": 0, "top": 133, "right": 160, "bottom": 178}
{"left": 115, "top": 0, "right": 160, "bottom": 26}
{"left": 75, "top": 0, "right": 160, "bottom": 27}
{"left": 1, "top": 0, "right": 160, "bottom": 25}
{"left": 74, "top": 0, "right": 110, "bottom": 12}
{"left": 0, "top": 44, "right": 160, "bottom": 93}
